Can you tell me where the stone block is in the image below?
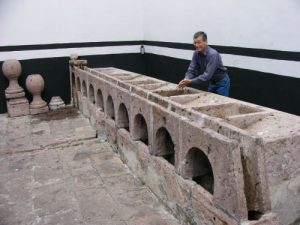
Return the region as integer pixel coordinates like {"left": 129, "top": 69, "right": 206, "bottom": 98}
{"left": 150, "top": 104, "right": 181, "bottom": 169}
{"left": 105, "top": 118, "right": 117, "bottom": 144}
{"left": 129, "top": 94, "right": 153, "bottom": 147}
{"left": 7, "top": 97, "right": 29, "bottom": 117}
{"left": 179, "top": 118, "right": 248, "bottom": 220}
{"left": 73, "top": 64, "right": 300, "bottom": 225}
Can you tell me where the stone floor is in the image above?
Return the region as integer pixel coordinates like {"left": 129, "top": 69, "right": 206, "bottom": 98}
{"left": 0, "top": 108, "right": 181, "bottom": 225}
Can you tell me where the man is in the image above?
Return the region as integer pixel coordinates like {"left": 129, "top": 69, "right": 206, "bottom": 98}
{"left": 177, "top": 31, "right": 230, "bottom": 96}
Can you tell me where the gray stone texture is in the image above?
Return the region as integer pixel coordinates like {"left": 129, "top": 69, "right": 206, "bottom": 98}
{"left": 70, "top": 61, "right": 300, "bottom": 225}
{"left": 0, "top": 108, "right": 180, "bottom": 225}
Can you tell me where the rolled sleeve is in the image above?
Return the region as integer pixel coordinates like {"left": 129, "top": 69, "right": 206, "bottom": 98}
{"left": 185, "top": 52, "right": 198, "bottom": 79}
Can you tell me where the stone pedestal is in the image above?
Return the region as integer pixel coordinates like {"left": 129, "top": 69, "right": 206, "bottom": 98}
{"left": 7, "top": 98, "right": 30, "bottom": 117}
{"left": 26, "top": 74, "right": 49, "bottom": 115}
{"left": 5, "top": 82, "right": 25, "bottom": 99}
{"left": 2, "top": 59, "right": 29, "bottom": 117}
{"left": 69, "top": 53, "right": 87, "bottom": 69}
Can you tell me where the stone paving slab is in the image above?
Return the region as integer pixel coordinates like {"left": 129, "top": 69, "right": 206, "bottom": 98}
{"left": 0, "top": 107, "right": 96, "bottom": 155}
{"left": 0, "top": 108, "right": 181, "bottom": 225}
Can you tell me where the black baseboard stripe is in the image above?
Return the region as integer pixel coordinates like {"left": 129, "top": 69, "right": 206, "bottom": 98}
{"left": 0, "top": 41, "right": 143, "bottom": 52}
{"left": 144, "top": 41, "right": 300, "bottom": 62}
{"left": 143, "top": 53, "right": 300, "bottom": 116}
{"left": 1, "top": 40, "right": 299, "bottom": 62}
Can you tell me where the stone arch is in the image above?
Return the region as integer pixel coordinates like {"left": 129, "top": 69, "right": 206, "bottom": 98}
{"left": 106, "top": 95, "right": 115, "bottom": 120}
{"left": 96, "top": 89, "right": 104, "bottom": 111}
{"left": 132, "top": 113, "right": 148, "bottom": 145}
{"left": 248, "top": 211, "right": 264, "bottom": 221}
{"left": 185, "top": 147, "right": 214, "bottom": 194}
{"left": 154, "top": 127, "right": 175, "bottom": 165}
{"left": 117, "top": 103, "right": 129, "bottom": 131}
{"left": 76, "top": 77, "right": 81, "bottom": 91}
{"left": 71, "top": 73, "right": 76, "bottom": 89}
{"left": 82, "top": 80, "right": 87, "bottom": 97}
{"left": 71, "top": 73, "right": 78, "bottom": 107}
{"left": 89, "top": 84, "right": 95, "bottom": 104}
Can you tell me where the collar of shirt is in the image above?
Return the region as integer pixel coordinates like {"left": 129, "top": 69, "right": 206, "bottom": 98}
{"left": 198, "top": 46, "right": 209, "bottom": 56}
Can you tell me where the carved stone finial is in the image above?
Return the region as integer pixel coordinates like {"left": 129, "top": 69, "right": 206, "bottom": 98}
{"left": 2, "top": 59, "right": 25, "bottom": 98}
{"left": 26, "top": 74, "right": 49, "bottom": 114}
{"left": 70, "top": 53, "right": 78, "bottom": 60}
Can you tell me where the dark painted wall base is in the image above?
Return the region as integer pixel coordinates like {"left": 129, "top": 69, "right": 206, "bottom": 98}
{"left": 1, "top": 52, "right": 299, "bottom": 116}
{"left": 144, "top": 53, "right": 300, "bottom": 116}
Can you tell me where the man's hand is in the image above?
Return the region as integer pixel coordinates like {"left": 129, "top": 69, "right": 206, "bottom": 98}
{"left": 177, "top": 79, "right": 192, "bottom": 89}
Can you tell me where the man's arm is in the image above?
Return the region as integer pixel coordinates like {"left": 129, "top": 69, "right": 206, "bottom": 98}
{"left": 184, "top": 52, "right": 198, "bottom": 79}
{"left": 190, "top": 53, "right": 219, "bottom": 84}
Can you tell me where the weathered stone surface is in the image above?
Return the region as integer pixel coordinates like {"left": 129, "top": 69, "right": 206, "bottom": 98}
{"left": 0, "top": 108, "right": 180, "bottom": 225}
{"left": 6, "top": 97, "right": 29, "bottom": 117}
{"left": 71, "top": 62, "right": 300, "bottom": 225}
{"left": 130, "top": 93, "right": 153, "bottom": 146}
{"left": 150, "top": 104, "right": 181, "bottom": 168}
{"left": 0, "top": 107, "right": 96, "bottom": 154}
{"left": 115, "top": 87, "right": 131, "bottom": 131}
{"left": 105, "top": 117, "right": 117, "bottom": 144}
{"left": 179, "top": 119, "right": 248, "bottom": 219}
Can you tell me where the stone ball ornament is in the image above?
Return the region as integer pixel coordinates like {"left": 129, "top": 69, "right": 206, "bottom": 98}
{"left": 2, "top": 59, "right": 22, "bottom": 78}
{"left": 26, "top": 74, "right": 45, "bottom": 96}
{"left": 26, "top": 74, "right": 49, "bottom": 114}
{"left": 2, "top": 59, "right": 25, "bottom": 98}
{"left": 70, "top": 53, "right": 78, "bottom": 60}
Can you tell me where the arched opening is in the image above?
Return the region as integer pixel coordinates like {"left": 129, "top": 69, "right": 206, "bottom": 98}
{"left": 76, "top": 77, "right": 81, "bottom": 91}
{"left": 185, "top": 148, "right": 214, "bottom": 194}
{"left": 82, "top": 80, "right": 87, "bottom": 97}
{"left": 155, "top": 127, "right": 175, "bottom": 165}
{"left": 133, "top": 114, "right": 148, "bottom": 145}
{"left": 71, "top": 73, "right": 76, "bottom": 89}
{"left": 248, "top": 211, "right": 264, "bottom": 221}
{"left": 71, "top": 73, "right": 78, "bottom": 107}
{"left": 89, "top": 84, "right": 95, "bottom": 104}
{"left": 106, "top": 95, "right": 115, "bottom": 120}
{"left": 117, "top": 103, "right": 129, "bottom": 131}
{"left": 96, "top": 89, "right": 104, "bottom": 111}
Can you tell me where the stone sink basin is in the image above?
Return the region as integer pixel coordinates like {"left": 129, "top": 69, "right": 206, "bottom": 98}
{"left": 192, "top": 102, "right": 271, "bottom": 129}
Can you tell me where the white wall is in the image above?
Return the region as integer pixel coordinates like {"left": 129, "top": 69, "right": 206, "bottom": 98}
{"left": 0, "top": 0, "right": 143, "bottom": 60}
{"left": 142, "top": 0, "right": 300, "bottom": 52}
{"left": 0, "top": 0, "right": 143, "bottom": 46}
{"left": 0, "top": 0, "right": 299, "bottom": 77}
{"left": 142, "top": 0, "right": 300, "bottom": 78}
{"left": 1, "top": 0, "right": 299, "bottom": 50}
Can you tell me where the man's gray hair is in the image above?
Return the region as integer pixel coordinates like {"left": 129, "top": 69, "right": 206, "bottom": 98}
{"left": 193, "top": 31, "right": 207, "bottom": 41}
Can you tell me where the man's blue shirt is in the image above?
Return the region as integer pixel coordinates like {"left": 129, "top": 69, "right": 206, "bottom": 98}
{"left": 185, "top": 46, "right": 227, "bottom": 84}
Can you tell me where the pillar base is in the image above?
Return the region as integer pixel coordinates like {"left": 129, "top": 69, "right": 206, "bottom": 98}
{"left": 29, "top": 105, "right": 49, "bottom": 115}
{"left": 5, "top": 90, "right": 25, "bottom": 99}
{"left": 7, "top": 97, "right": 29, "bottom": 117}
